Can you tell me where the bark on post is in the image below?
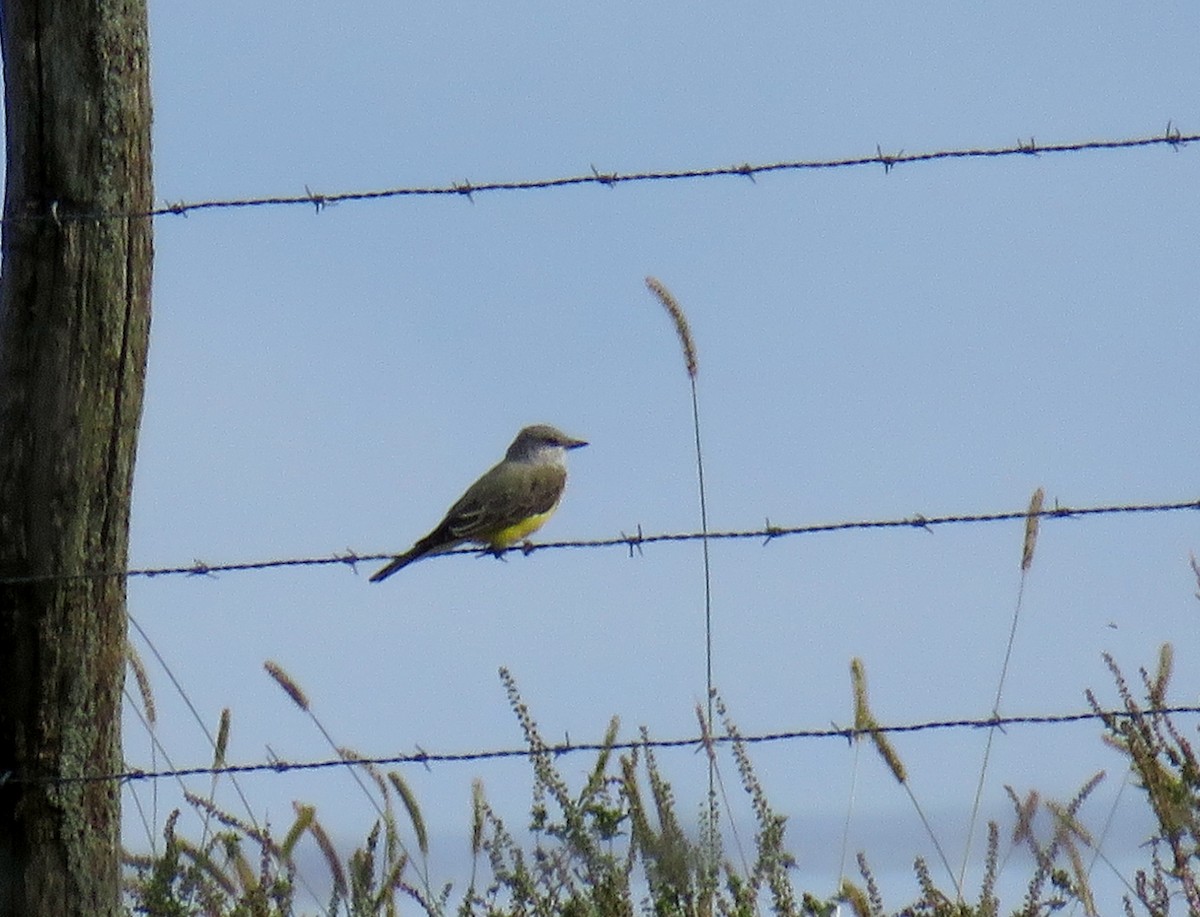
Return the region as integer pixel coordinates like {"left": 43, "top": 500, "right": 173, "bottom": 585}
{"left": 0, "top": 0, "right": 153, "bottom": 914}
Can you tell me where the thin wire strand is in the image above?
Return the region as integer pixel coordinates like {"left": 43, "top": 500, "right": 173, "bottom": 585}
{"left": 690, "top": 376, "right": 719, "bottom": 865}
{"left": 837, "top": 738, "right": 863, "bottom": 898}
{"left": 10, "top": 705, "right": 1197, "bottom": 788}
{"left": 2, "top": 497, "right": 1195, "bottom": 585}
{"left": 3, "top": 128, "right": 1192, "bottom": 226}
{"left": 127, "top": 614, "right": 263, "bottom": 832}
{"left": 958, "top": 569, "right": 1030, "bottom": 895}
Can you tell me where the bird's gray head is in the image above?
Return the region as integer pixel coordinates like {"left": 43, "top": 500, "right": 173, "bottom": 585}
{"left": 506, "top": 424, "right": 588, "bottom": 463}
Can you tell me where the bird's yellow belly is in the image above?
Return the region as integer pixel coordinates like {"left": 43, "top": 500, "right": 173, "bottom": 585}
{"left": 487, "top": 510, "right": 555, "bottom": 548}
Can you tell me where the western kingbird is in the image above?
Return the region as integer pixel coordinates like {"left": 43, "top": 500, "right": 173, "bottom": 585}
{"left": 370, "top": 424, "right": 587, "bottom": 582}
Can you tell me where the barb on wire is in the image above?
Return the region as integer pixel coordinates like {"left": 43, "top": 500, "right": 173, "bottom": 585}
{"left": 11, "top": 705, "right": 1200, "bottom": 788}
{"left": 1, "top": 127, "right": 1192, "bottom": 226}
{"left": 1, "top": 497, "right": 1196, "bottom": 586}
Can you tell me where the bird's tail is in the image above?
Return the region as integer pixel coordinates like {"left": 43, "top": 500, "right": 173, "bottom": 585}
{"left": 369, "top": 549, "right": 421, "bottom": 583}
{"left": 370, "top": 529, "right": 459, "bottom": 582}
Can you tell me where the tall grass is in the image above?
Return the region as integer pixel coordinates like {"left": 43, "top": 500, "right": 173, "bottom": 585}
{"left": 124, "top": 640, "right": 1200, "bottom": 915}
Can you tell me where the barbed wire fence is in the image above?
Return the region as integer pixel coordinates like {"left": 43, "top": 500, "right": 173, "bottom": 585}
{"left": 1, "top": 126, "right": 1192, "bottom": 226}
{"left": 6, "top": 126, "right": 1197, "bottom": 875}
{"left": 2, "top": 493, "right": 1196, "bottom": 790}
{"left": 2, "top": 495, "right": 1196, "bottom": 585}
{"left": 7, "top": 705, "right": 1200, "bottom": 788}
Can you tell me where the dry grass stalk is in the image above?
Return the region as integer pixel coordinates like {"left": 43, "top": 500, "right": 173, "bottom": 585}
{"left": 264, "top": 660, "right": 310, "bottom": 711}
{"left": 1021, "top": 486, "right": 1045, "bottom": 571}
{"left": 126, "top": 641, "right": 156, "bottom": 727}
{"left": 646, "top": 276, "right": 698, "bottom": 378}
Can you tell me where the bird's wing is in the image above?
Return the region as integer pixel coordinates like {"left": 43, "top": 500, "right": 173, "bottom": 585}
{"left": 442, "top": 461, "right": 567, "bottom": 542}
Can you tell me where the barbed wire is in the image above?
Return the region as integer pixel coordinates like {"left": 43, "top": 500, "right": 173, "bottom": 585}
{"left": 7, "top": 704, "right": 1197, "bottom": 788}
{"left": 3, "top": 126, "right": 1192, "bottom": 226}
{"left": 1, "top": 495, "right": 1195, "bottom": 586}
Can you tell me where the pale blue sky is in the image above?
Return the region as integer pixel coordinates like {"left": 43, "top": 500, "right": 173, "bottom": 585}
{"left": 113, "top": 2, "right": 1200, "bottom": 910}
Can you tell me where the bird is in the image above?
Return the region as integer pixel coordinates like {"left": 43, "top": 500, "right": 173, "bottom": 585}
{"left": 370, "top": 424, "right": 588, "bottom": 582}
